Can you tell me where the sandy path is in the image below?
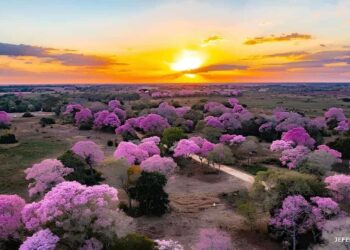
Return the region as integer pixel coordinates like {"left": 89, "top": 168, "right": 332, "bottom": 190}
{"left": 190, "top": 155, "right": 255, "bottom": 184}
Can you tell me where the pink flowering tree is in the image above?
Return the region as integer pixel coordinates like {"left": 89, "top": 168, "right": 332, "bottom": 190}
{"left": 21, "top": 181, "right": 134, "bottom": 249}
{"left": 269, "top": 195, "right": 340, "bottom": 250}
{"left": 324, "top": 107, "right": 346, "bottom": 129}
{"left": 74, "top": 108, "right": 93, "bottom": 130}
{"left": 173, "top": 139, "right": 200, "bottom": 158}
{"left": 114, "top": 141, "right": 149, "bottom": 165}
{"left": 0, "top": 195, "right": 26, "bottom": 241}
{"left": 25, "top": 159, "right": 73, "bottom": 197}
{"left": 188, "top": 136, "right": 215, "bottom": 164}
{"left": 280, "top": 145, "right": 310, "bottom": 169}
{"left": 19, "top": 229, "right": 59, "bottom": 250}
{"left": 218, "top": 112, "right": 242, "bottom": 131}
{"left": 71, "top": 140, "right": 104, "bottom": 167}
{"left": 195, "top": 228, "right": 232, "bottom": 250}
{"left": 113, "top": 107, "right": 127, "bottom": 122}
{"left": 324, "top": 174, "right": 350, "bottom": 209}
{"left": 139, "top": 114, "right": 170, "bottom": 135}
{"left": 115, "top": 123, "right": 137, "bottom": 141}
{"left": 204, "top": 116, "right": 224, "bottom": 129}
{"left": 138, "top": 141, "right": 160, "bottom": 156}
{"left": 204, "top": 102, "right": 229, "bottom": 116}
{"left": 220, "top": 134, "right": 246, "bottom": 145}
{"left": 108, "top": 99, "right": 121, "bottom": 110}
{"left": 94, "top": 110, "right": 121, "bottom": 132}
{"left": 270, "top": 140, "right": 294, "bottom": 152}
{"left": 0, "top": 111, "right": 11, "bottom": 128}
{"left": 140, "top": 155, "right": 177, "bottom": 177}
{"left": 335, "top": 120, "right": 350, "bottom": 132}
{"left": 141, "top": 136, "right": 161, "bottom": 144}
{"left": 281, "top": 127, "right": 315, "bottom": 149}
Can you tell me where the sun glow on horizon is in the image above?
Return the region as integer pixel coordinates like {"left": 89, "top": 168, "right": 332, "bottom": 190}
{"left": 170, "top": 50, "right": 204, "bottom": 72}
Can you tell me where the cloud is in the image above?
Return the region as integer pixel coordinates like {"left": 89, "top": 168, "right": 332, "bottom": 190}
{"left": 244, "top": 33, "right": 312, "bottom": 45}
{"left": 262, "top": 51, "right": 309, "bottom": 59}
{"left": 0, "top": 42, "right": 124, "bottom": 67}
{"left": 185, "top": 64, "right": 247, "bottom": 73}
{"left": 201, "top": 35, "right": 223, "bottom": 47}
{"left": 270, "top": 50, "right": 350, "bottom": 69}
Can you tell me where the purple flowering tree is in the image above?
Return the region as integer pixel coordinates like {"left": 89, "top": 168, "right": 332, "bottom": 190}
{"left": 25, "top": 159, "right": 73, "bottom": 197}
{"left": 74, "top": 108, "right": 93, "bottom": 129}
{"left": 173, "top": 139, "right": 200, "bottom": 158}
{"left": 140, "top": 155, "right": 177, "bottom": 177}
{"left": 19, "top": 229, "right": 59, "bottom": 250}
{"left": 220, "top": 134, "right": 246, "bottom": 145}
{"left": 0, "top": 111, "right": 11, "bottom": 128}
{"left": 21, "top": 181, "right": 134, "bottom": 248}
{"left": 114, "top": 141, "right": 149, "bottom": 165}
{"left": 138, "top": 141, "right": 160, "bottom": 156}
{"left": 139, "top": 114, "right": 170, "bottom": 135}
{"left": 324, "top": 174, "right": 350, "bottom": 208}
{"left": 108, "top": 99, "right": 121, "bottom": 110}
{"left": 281, "top": 127, "right": 315, "bottom": 148}
{"left": 0, "top": 195, "right": 25, "bottom": 241}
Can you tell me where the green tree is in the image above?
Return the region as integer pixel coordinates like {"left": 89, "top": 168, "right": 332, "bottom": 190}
{"left": 129, "top": 172, "right": 169, "bottom": 216}
{"left": 161, "top": 127, "right": 187, "bottom": 148}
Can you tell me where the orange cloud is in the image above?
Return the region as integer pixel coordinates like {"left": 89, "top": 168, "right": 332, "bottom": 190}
{"left": 244, "top": 33, "right": 312, "bottom": 45}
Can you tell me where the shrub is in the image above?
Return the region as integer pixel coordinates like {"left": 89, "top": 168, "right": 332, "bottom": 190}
{"left": 239, "top": 164, "right": 267, "bottom": 175}
{"left": 112, "top": 233, "right": 156, "bottom": 250}
{"left": 39, "top": 117, "right": 55, "bottom": 127}
{"left": 207, "top": 144, "right": 235, "bottom": 167}
{"left": 161, "top": 127, "right": 187, "bottom": 148}
{"left": 22, "top": 112, "right": 34, "bottom": 118}
{"left": 0, "top": 133, "right": 17, "bottom": 144}
{"left": 327, "top": 137, "right": 350, "bottom": 158}
{"left": 128, "top": 172, "right": 169, "bottom": 216}
{"left": 201, "top": 126, "right": 223, "bottom": 143}
{"left": 253, "top": 169, "right": 327, "bottom": 210}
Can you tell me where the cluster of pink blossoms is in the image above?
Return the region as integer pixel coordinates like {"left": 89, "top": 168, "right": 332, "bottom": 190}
{"left": 25, "top": 159, "right": 73, "bottom": 197}
{"left": 173, "top": 137, "right": 215, "bottom": 158}
{"left": 74, "top": 108, "right": 93, "bottom": 126}
{"left": 64, "top": 103, "right": 83, "bottom": 115}
{"left": 114, "top": 141, "right": 159, "bottom": 165}
{"left": 270, "top": 195, "right": 340, "bottom": 236}
{"left": 219, "top": 134, "right": 246, "bottom": 145}
{"left": 71, "top": 140, "right": 104, "bottom": 165}
{"left": 19, "top": 229, "right": 59, "bottom": 250}
{"left": 281, "top": 127, "right": 315, "bottom": 148}
{"left": 138, "top": 114, "right": 170, "bottom": 135}
{"left": 94, "top": 110, "right": 121, "bottom": 129}
{"left": 108, "top": 99, "right": 121, "bottom": 110}
{"left": 0, "top": 195, "right": 25, "bottom": 240}
{"left": 21, "top": 181, "right": 133, "bottom": 243}
{"left": 324, "top": 107, "right": 346, "bottom": 124}
{"left": 324, "top": 174, "right": 350, "bottom": 205}
{"left": 280, "top": 145, "right": 310, "bottom": 169}
{"left": 0, "top": 111, "right": 11, "bottom": 127}
{"left": 140, "top": 155, "right": 177, "bottom": 177}
{"left": 270, "top": 140, "right": 293, "bottom": 152}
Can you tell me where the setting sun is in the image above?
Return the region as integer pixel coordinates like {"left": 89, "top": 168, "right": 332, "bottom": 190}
{"left": 170, "top": 50, "right": 204, "bottom": 72}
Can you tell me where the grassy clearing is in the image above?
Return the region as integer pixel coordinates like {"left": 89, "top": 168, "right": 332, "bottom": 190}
{"left": 0, "top": 138, "right": 69, "bottom": 199}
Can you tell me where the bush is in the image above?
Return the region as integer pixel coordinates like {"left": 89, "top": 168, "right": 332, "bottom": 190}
{"left": 201, "top": 126, "right": 224, "bottom": 143}
{"left": 58, "top": 150, "right": 103, "bottom": 185}
{"left": 39, "top": 117, "right": 55, "bottom": 127}
{"left": 128, "top": 172, "right": 169, "bottom": 216}
{"left": 0, "top": 133, "right": 17, "bottom": 144}
{"left": 111, "top": 233, "right": 156, "bottom": 250}
{"left": 253, "top": 169, "right": 327, "bottom": 211}
{"left": 239, "top": 164, "right": 268, "bottom": 175}
{"left": 22, "top": 112, "right": 34, "bottom": 118}
{"left": 183, "top": 109, "right": 203, "bottom": 126}
{"left": 161, "top": 127, "right": 187, "bottom": 148}
{"left": 328, "top": 137, "right": 350, "bottom": 158}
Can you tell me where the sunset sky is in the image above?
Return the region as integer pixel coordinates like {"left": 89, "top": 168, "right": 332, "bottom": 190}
{"left": 1, "top": 0, "right": 350, "bottom": 84}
